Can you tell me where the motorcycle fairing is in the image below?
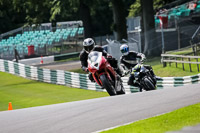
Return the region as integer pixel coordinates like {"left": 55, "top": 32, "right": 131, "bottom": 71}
{"left": 88, "top": 51, "right": 102, "bottom": 71}
{"left": 87, "top": 51, "right": 116, "bottom": 87}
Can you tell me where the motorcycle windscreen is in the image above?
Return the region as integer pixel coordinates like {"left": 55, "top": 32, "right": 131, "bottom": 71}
{"left": 88, "top": 51, "right": 102, "bottom": 62}
{"left": 88, "top": 51, "right": 102, "bottom": 69}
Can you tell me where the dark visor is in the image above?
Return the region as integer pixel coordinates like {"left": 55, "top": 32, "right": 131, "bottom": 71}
{"left": 121, "top": 47, "right": 129, "bottom": 53}
{"left": 84, "top": 44, "right": 94, "bottom": 52}
{"left": 121, "top": 49, "right": 126, "bottom": 53}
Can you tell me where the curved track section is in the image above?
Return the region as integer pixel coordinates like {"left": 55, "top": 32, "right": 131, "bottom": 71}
{"left": 0, "top": 84, "right": 200, "bottom": 133}
{"left": 36, "top": 61, "right": 81, "bottom": 71}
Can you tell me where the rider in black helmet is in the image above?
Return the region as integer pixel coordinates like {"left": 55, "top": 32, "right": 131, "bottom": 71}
{"left": 119, "top": 44, "right": 156, "bottom": 86}
{"left": 79, "top": 38, "right": 122, "bottom": 82}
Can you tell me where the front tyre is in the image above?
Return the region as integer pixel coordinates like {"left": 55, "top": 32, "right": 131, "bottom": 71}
{"left": 100, "top": 74, "right": 117, "bottom": 96}
{"left": 143, "top": 77, "right": 155, "bottom": 91}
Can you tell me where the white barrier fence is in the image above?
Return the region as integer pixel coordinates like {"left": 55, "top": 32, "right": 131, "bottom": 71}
{"left": 0, "top": 59, "right": 200, "bottom": 94}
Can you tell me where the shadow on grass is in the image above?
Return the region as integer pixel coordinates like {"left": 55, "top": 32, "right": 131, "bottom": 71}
{"left": 0, "top": 80, "right": 40, "bottom": 88}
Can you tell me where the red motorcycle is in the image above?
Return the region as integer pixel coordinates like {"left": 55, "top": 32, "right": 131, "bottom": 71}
{"left": 87, "top": 51, "right": 125, "bottom": 96}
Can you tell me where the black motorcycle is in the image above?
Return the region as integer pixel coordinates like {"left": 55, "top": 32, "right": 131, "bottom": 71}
{"left": 130, "top": 61, "right": 157, "bottom": 92}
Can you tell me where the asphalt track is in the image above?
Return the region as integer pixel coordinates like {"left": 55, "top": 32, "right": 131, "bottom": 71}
{"left": 0, "top": 84, "right": 200, "bottom": 133}
{"left": 35, "top": 60, "right": 81, "bottom": 71}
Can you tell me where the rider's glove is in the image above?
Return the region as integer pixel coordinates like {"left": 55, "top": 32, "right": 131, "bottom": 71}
{"left": 141, "top": 55, "right": 146, "bottom": 61}
{"left": 88, "top": 73, "right": 95, "bottom": 82}
{"left": 84, "top": 68, "right": 89, "bottom": 72}
{"left": 124, "top": 70, "right": 130, "bottom": 75}
{"left": 82, "top": 66, "right": 89, "bottom": 72}
{"left": 141, "top": 56, "right": 146, "bottom": 63}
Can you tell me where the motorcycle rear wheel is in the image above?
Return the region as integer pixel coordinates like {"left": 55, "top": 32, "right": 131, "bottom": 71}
{"left": 144, "top": 77, "right": 155, "bottom": 91}
{"left": 100, "top": 74, "right": 117, "bottom": 96}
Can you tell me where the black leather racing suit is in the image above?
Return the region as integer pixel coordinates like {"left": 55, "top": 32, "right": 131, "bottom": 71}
{"left": 120, "top": 51, "right": 145, "bottom": 70}
{"left": 79, "top": 45, "right": 121, "bottom": 82}
{"left": 120, "top": 51, "right": 155, "bottom": 86}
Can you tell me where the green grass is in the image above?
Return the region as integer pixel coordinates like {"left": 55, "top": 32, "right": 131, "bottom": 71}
{"left": 56, "top": 57, "right": 80, "bottom": 63}
{"left": 145, "top": 57, "right": 200, "bottom": 77}
{"left": 69, "top": 57, "right": 200, "bottom": 77}
{"left": 166, "top": 47, "right": 200, "bottom": 56}
{"left": 101, "top": 103, "right": 200, "bottom": 133}
{"left": 0, "top": 72, "right": 108, "bottom": 111}
{"left": 69, "top": 68, "right": 87, "bottom": 74}
{"left": 68, "top": 47, "right": 200, "bottom": 77}
{"left": 166, "top": 48, "right": 194, "bottom": 55}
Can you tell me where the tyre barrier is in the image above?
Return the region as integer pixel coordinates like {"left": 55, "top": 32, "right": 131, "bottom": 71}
{"left": 0, "top": 59, "right": 200, "bottom": 94}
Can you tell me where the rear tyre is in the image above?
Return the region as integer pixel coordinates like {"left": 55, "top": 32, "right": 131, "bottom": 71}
{"left": 100, "top": 74, "right": 117, "bottom": 96}
{"left": 144, "top": 77, "right": 155, "bottom": 91}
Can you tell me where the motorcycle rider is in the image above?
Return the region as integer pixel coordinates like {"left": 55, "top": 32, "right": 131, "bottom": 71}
{"left": 79, "top": 38, "right": 122, "bottom": 82}
{"left": 119, "top": 44, "right": 156, "bottom": 86}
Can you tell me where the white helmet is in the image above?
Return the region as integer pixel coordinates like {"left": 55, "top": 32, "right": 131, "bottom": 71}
{"left": 120, "top": 44, "right": 129, "bottom": 55}
{"left": 83, "top": 38, "right": 95, "bottom": 53}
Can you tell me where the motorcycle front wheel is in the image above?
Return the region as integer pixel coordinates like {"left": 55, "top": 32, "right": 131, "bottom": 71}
{"left": 144, "top": 77, "right": 155, "bottom": 91}
{"left": 100, "top": 74, "right": 117, "bottom": 96}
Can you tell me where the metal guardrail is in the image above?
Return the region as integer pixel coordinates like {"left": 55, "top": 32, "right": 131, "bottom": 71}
{"left": 161, "top": 54, "right": 200, "bottom": 72}
{"left": 0, "top": 27, "right": 23, "bottom": 38}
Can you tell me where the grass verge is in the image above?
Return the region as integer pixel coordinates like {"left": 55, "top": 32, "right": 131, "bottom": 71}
{"left": 166, "top": 48, "right": 194, "bottom": 55}
{"left": 69, "top": 57, "right": 200, "bottom": 77}
{"left": 0, "top": 72, "right": 108, "bottom": 111}
{"left": 55, "top": 57, "right": 80, "bottom": 62}
{"left": 101, "top": 103, "right": 200, "bottom": 133}
{"left": 146, "top": 57, "right": 200, "bottom": 77}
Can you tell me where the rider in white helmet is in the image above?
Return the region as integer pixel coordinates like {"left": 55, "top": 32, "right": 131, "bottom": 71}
{"left": 120, "top": 44, "right": 146, "bottom": 69}
{"left": 119, "top": 44, "right": 156, "bottom": 86}
{"left": 80, "top": 38, "right": 122, "bottom": 82}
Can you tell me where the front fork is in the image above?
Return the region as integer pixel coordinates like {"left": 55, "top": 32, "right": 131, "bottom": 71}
{"left": 94, "top": 69, "right": 115, "bottom": 87}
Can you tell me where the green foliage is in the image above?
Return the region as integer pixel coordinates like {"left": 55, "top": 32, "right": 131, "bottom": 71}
{"left": 128, "top": 0, "right": 141, "bottom": 17}
{"left": 0, "top": 0, "right": 24, "bottom": 33}
{"left": 12, "top": 0, "right": 51, "bottom": 26}
{"left": 50, "top": 0, "right": 78, "bottom": 22}
{"left": 0, "top": 0, "right": 133, "bottom": 37}
{"left": 128, "top": 0, "right": 174, "bottom": 17}
{"left": 90, "top": 0, "right": 113, "bottom": 35}
{"left": 154, "top": 0, "right": 166, "bottom": 10}
{"left": 50, "top": 0, "right": 61, "bottom": 21}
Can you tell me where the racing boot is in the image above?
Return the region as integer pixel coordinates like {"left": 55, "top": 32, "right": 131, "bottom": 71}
{"left": 149, "top": 69, "right": 157, "bottom": 85}
{"left": 127, "top": 75, "right": 135, "bottom": 86}
{"left": 114, "top": 67, "right": 123, "bottom": 83}
{"left": 116, "top": 74, "right": 123, "bottom": 83}
{"left": 115, "top": 67, "right": 123, "bottom": 77}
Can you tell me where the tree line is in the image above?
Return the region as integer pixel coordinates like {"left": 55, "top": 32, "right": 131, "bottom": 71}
{"left": 0, "top": 0, "right": 173, "bottom": 55}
